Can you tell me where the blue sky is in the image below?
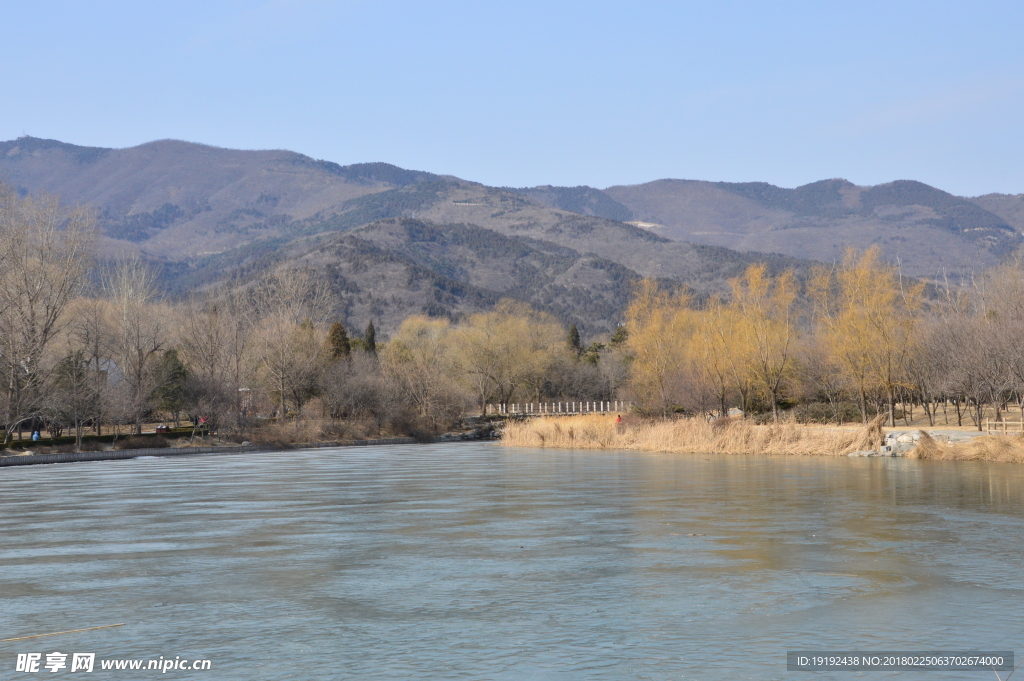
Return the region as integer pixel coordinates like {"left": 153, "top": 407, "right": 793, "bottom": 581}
{"left": 2, "top": 1, "right": 1022, "bottom": 195}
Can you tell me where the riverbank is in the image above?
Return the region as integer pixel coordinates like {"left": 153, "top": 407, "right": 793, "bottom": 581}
{"left": 0, "top": 437, "right": 419, "bottom": 468}
{"left": 909, "top": 431, "right": 1024, "bottom": 462}
{"left": 499, "top": 414, "right": 1024, "bottom": 462}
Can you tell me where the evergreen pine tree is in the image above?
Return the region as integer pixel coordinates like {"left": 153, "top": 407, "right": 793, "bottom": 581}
{"left": 610, "top": 324, "right": 629, "bottom": 346}
{"left": 364, "top": 320, "right": 376, "bottom": 354}
{"left": 582, "top": 342, "right": 605, "bottom": 365}
{"left": 326, "top": 321, "right": 351, "bottom": 360}
{"left": 567, "top": 323, "right": 583, "bottom": 358}
{"left": 151, "top": 348, "right": 189, "bottom": 426}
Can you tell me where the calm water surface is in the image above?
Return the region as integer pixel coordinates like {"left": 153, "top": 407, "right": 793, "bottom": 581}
{"left": 2, "top": 444, "right": 1023, "bottom": 679}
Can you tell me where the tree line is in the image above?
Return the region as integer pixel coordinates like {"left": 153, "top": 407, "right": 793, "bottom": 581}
{"left": 0, "top": 186, "right": 616, "bottom": 446}
{"left": 624, "top": 248, "right": 1024, "bottom": 429}
{"left": 4, "top": 183, "right": 1024, "bottom": 449}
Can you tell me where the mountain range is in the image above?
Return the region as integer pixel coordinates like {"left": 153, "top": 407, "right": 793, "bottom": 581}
{"left": 3, "top": 136, "right": 1022, "bottom": 336}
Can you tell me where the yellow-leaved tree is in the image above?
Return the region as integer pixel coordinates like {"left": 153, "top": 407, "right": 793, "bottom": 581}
{"left": 727, "top": 264, "right": 798, "bottom": 420}
{"left": 690, "top": 295, "right": 735, "bottom": 416}
{"left": 452, "top": 300, "right": 566, "bottom": 411}
{"left": 624, "top": 279, "right": 696, "bottom": 415}
{"left": 811, "top": 247, "right": 923, "bottom": 425}
{"left": 381, "top": 315, "right": 468, "bottom": 430}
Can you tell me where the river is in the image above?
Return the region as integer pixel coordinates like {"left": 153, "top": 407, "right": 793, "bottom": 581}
{"left": 1, "top": 443, "right": 1022, "bottom": 679}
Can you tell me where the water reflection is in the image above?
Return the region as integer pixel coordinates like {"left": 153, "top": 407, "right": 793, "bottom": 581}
{"left": 1, "top": 445, "right": 1023, "bottom": 679}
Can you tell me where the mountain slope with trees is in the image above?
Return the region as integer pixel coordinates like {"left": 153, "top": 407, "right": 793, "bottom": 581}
{"left": 3, "top": 136, "right": 1022, "bottom": 335}
{"left": 173, "top": 217, "right": 807, "bottom": 336}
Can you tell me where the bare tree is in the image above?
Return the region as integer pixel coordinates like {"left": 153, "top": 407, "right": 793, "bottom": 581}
{"left": 63, "top": 297, "right": 116, "bottom": 436}
{"left": 249, "top": 268, "right": 331, "bottom": 420}
{"left": 104, "top": 258, "right": 166, "bottom": 435}
{"left": 0, "top": 185, "right": 95, "bottom": 443}
{"left": 46, "top": 347, "right": 103, "bottom": 448}
{"left": 795, "top": 337, "right": 850, "bottom": 423}
{"left": 178, "top": 297, "right": 253, "bottom": 433}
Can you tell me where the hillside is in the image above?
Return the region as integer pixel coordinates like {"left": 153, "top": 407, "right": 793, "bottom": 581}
{"left": 3, "top": 135, "right": 1020, "bottom": 335}
{"left": 970, "top": 193, "right": 1024, "bottom": 234}
{"left": 0, "top": 136, "right": 429, "bottom": 258}
{"left": 163, "top": 216, "right": 808, "bottom": 336}
{"left": 594, "top": 178, "right": 1021, "bottom": 276}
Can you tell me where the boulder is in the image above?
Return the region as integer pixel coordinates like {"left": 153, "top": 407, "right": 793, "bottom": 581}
{"left": 849, "top": 446, "right": 907, "bottom": 458}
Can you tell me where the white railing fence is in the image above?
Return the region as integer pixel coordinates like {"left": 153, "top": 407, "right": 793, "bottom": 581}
{"left": 485, "top": 401, "right": 632, "bottom": 416}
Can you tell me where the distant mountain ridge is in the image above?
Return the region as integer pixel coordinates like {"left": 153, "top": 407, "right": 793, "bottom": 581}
{"left": 3, "top": 135, "right": 1022, "bottom": 334}
{"left": 597, "top": 178, "right": 1022, "bottom": 272}
{"left": 509, "top": 185, "right": 634, "bottom": 222}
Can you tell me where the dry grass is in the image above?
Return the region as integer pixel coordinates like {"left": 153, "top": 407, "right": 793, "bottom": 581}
{"left": 909, "top": 431, "right": 1024, "bottom": 463}
{"left": 248, "top": 418, "right": 330, "bottom": 447}
{"left": 500, "top": 414, "right": 886, "bottom": 457}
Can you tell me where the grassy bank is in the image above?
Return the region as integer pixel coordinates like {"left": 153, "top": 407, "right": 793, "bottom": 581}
{"left": 909, "top": 432, "right": 1024, "bottom": 463}
{"left": 501, "top": 414, "right": 1024, "bottom": 462}
{"left": 500, "top": 414, "right": 885, "bottom": 456}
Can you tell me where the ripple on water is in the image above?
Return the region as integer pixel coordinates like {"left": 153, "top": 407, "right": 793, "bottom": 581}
{"left": 2, "top": 445, "right": 1023, "bottom": 680}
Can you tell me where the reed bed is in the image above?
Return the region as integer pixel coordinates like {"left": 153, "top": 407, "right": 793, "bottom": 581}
{"left": 499, "top": 414, "right": 885, "bottom": 457}
{"left": 909, "top": 432, "right": 1024, "bottom": 463}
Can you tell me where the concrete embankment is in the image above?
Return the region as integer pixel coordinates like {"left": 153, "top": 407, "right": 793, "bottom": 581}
{"left": 846, "top": 429, "right": 987, "bottom": 457}
{"left": 0, "top": 437, "right": 418, "bottom": 468}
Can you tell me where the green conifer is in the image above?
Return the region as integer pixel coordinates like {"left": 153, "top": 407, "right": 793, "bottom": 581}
{"left": 364, "top": 320, "right": 377, "bottom": 354}
{"left": 567, "top": 323, "right": 583, "bottom": 358}
{"left": 151, "top": 348, "right": 189, "bottom": 426}
{"left": 610, "top": 324, "right": 629, "bottom": 346}
{"left": 326, "top": 321, "right": 351, "bottom": 360}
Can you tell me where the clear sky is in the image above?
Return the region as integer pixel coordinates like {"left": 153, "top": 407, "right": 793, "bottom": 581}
{"left": 3, "top": 1, "right": 1022, "bottom": 196}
